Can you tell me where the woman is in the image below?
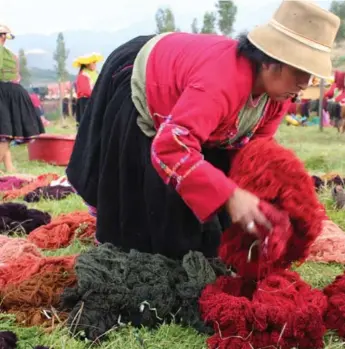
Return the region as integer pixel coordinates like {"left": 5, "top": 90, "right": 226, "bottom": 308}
{"left": 0, "top": 25, "right": 45, "bottom": 172}
{"left": 324, "top": 70, "right": 345, "bottom": 128}
{"left": 29, "top": 90, "right": 43, "bottom": 118}
{"left": 67, "top": 0, "right": 340, "bottom": 259}
{"left": 325, "top": 70, "right": 345, "bottom": 103}
{"left": 73, "top": 53, "right": 103, "bottom": 124}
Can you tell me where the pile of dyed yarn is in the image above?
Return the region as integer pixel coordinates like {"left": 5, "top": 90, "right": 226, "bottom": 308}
{"left": 3, "top": 139, "right": 345, "bottom": 349}
{"left": 0, "top": 176, "right": 29, "bottom": 192}
{"left": 198, "top": 139, "right": 334, "bottom": 349}
{"left": 1, "top": 174, "right": 74, "bottom": 202}
{"left": 0, "top": 203, "right": 51, "bottom": 235}
{"left": 61, "top": 244, "right": 227, "bottom": 340}
{"left": 24, "top": 176, "right": 75, "bottom": 203}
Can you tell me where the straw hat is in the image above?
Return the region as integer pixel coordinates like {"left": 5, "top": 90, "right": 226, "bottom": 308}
{"left": 248, "top": 0, "right": 340, "bottom": 79}
{"left": 0, "top": 24, "right": 15, "bottom": 40}
{"left": 72, "top": 52, "right": 104, "bottom": 68}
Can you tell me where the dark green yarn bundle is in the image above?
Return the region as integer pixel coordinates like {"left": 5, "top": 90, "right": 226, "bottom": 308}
{"left": 61, "top": 243, "right": 227, "bottom": 341}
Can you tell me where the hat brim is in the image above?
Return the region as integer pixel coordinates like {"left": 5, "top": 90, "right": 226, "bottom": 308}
{"left": 248, "top": 24, "right": 332, "bottom": 79}
{"left": 72, "top": 54, "right": 103, "bottom": 68}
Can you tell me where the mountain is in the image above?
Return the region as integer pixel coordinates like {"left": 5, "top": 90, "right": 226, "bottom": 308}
{"left": 6, "top": 0, "right": 332, "bottom": 72}
{"left": 29, "top": 67, "right": 76, "bottom": 85}
{"left": 7, "top": 19, "right": 158, "bottom": 72}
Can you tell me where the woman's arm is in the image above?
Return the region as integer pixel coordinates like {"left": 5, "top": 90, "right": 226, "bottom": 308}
{"left": 151, "top": 84, "right": 237, "bottom": 222}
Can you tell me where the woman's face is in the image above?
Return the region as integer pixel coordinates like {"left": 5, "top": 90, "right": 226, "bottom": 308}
{"left": 261, "top": 63, "right": 310, "bottom": 101}
{"left": 0, "top": 34, "right": 6, "bottom": 46}
{"left": 87, "top": 62, "right": 97, "bottom": 71}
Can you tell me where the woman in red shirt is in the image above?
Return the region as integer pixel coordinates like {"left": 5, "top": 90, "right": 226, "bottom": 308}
{"left": 67, "top": 0, "right": 339, "bottom": 259}
{"left": 74, "top": 54, "right": 102, "bottom": 125}
{"left": 325, "top": 70, "right": 345, "bottom": 102}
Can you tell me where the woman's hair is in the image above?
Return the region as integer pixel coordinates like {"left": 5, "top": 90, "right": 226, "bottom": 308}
{"left": 236, "top": 32, "right": 281, "bottom": 72}
{"left": 79, "top": 64, "right": 87, "bottom": 73}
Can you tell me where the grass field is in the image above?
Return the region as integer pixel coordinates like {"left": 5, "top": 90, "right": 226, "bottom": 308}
{"left": 2, "top": 121, "right": 345, "bottom": 349}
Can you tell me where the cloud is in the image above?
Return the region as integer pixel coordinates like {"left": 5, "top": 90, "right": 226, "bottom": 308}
{"left": 25, "top": 48, "right": 48, "bottom": 55}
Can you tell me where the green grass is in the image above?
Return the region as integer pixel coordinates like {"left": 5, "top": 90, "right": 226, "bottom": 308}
{"left": 3, "top": 122, "right": 345, "bottom": 348}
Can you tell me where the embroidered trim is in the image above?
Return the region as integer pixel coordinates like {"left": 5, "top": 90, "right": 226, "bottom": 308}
{"left": 151, "top": 114, "right": 204, "bottom": 189}
{"left": 213, "top": 99, "right": 271, "bottom": 150}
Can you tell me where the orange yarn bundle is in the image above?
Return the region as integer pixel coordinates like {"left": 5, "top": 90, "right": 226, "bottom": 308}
{"left": 0, "top": 235, "right": 77, "bottom": 327}
{"left": 0, "top": 250, "right": 76, "bottom": 288}
{"left": 28, "top": 211, "right": 96, "bottom": 249}
{"left": 2, "top": 173, "right": 59, "bottom": 201}
{"left": 1, "top": 263, "right": 76, "bottom": 328}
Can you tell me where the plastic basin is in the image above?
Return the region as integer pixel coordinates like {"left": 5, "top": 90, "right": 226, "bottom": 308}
{"left": 27, "top": 134, "right": 76, "bottom": 166}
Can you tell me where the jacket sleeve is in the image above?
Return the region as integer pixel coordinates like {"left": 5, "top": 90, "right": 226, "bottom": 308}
{"left": 252, "top": 100, "right": 291, "bottom": 139}
{"left": 151, "top": 84, "right": 237, "bottom": 222}
{"left": 76, "top": 73, "right": 92, "bottom": 98}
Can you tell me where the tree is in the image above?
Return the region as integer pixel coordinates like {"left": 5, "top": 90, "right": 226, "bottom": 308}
{"left": 216, "top": 0, "right": 237, "bottom": 36}
{"left": 330, "top": 1, "right": 345, "bottom": 42}
{"left": 155, "top": 8, "right": 178, "bottom": 33}
{"left": 201, "top": 12, "right": 217, "bottom": 34}
{"left": 191, "top": 18, "right": 199, "bottom": 34}
{"left": 18, "top": 49, "right": 30, "bottom": 88}
{"left": 53, "top": 32, "right": 69, "bottom": 82}
{"left": 53, "top": 32, "right": 69, "bottom": 121}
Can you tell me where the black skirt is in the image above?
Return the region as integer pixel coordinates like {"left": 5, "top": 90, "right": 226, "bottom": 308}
{"left": 76, "top": 97, "right": 89, "bottom": 124}
{"left": 34, "top": 106, "right": 43, "bottom": 118}
{"left": 67, "top": 35, "right": 230, "bottom": 260}
{"left": 0, "top": 82, "right": 45, "bottom": 141}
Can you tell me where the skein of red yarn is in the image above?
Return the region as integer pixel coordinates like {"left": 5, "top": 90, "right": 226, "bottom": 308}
{"left": 324, "top": 271, "right": 345, "bottom": 338}
{"left": 199, "top": 270, "right": 327, "bottom": 349}
{"left": 221, "top": 201, "right": 293, "bottom": 279}
{"left": 0, "top": 249, "right": 76, "bottom": 288}
{"left": 28, "top": 211, "right": 96, "bottom": 249}
{"left": 219, "top": 138, "right": 326, "bottom": 279}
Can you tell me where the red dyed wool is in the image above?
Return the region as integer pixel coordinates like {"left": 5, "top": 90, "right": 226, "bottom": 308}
{"left": 219, "top": 138, "right": 326, "bottom": 279}
{"left": 199, "top": 270, "right": 327, "bottom": 349}
{"left": 28, "top": 211, "right": 96, "bottom": 249}
{"left": 0, "top": 253, "right": 76, "bottom": 288}
{"left": 324, "top": 271, "right": 345, "bottom": 338}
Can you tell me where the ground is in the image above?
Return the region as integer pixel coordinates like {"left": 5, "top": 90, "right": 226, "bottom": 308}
{"left": 1, "top": 122, "right": 345, "bottom": 349}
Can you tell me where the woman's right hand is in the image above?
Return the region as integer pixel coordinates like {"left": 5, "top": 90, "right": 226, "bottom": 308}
{"left": 225, "top": 188, "right": 272, "bottom": 235}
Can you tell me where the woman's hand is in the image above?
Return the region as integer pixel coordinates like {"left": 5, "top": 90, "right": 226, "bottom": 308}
{"left": 225, "top": 188, "right": 272, "bottom": 235}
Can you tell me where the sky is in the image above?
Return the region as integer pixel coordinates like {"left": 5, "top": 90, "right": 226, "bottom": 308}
{"left": 2, "top": 0, "right": 222, "bottom": 34}
{"left": 0, "top": 0, "right": 332, "bottom": 36}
